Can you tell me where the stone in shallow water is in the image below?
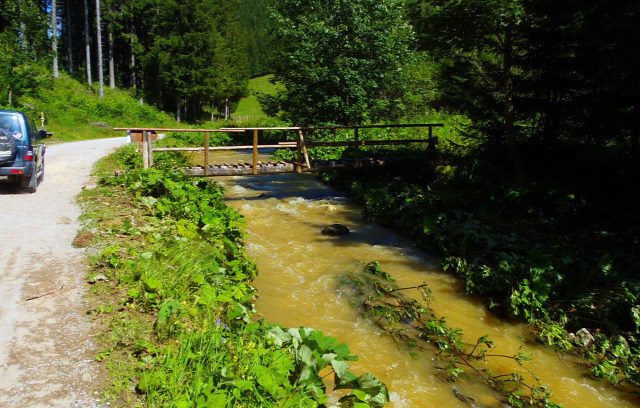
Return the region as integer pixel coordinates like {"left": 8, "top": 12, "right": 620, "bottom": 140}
{"left": 321, "top": 224, "right": 350, "bottom": 236}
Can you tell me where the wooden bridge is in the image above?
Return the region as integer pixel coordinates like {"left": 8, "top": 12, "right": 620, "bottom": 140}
{"left": 113, "top": 124, "right": 443, "bottom": 177}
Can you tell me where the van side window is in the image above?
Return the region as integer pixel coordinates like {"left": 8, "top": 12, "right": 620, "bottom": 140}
{"left": 26, "top": 118, "right": 38, "bottom": 143}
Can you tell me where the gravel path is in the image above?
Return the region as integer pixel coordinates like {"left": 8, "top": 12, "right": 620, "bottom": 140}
{"left": 0, "top": 137, "right": 128, "bottom": 407}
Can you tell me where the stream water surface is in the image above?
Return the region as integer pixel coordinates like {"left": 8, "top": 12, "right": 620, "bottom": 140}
{"left": 198, "top": 151, "right": 638, "bottom": 408}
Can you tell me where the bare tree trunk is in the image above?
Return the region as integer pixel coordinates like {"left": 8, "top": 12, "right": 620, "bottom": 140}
{"left": 96, "top": 0, "right": 104, "bottom": 98}
{"left": 84, "top": 0, "right": 92, "bottom": 85}
{"left": 210, "top": 101, "right": 215, "bottom": 122}
{"left": 129, "top": 23, "right": 137, "bottom": 89}
{"left": 503, "top": 17, "right": 523, "bottom": 178}
{"left": 108, "top": 27, "right": 115, "bottom": 88}
{"left": 19, "top": 0, "right": 27, "bottom": 50}
{"left": 65, "top": 0, "right": 73, "bottom": 76}
{"left": 225, "top": 98, "right": 230, "bottom": 120}
{"left": 52, "top": 0, "right": 59, "bottom": 78}
{"left": 177, "top": 98, "right": 182, "bottom": 123}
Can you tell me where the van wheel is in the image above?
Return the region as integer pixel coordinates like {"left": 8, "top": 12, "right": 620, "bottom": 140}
{"left": 21, "top": 171, "right": 38, "bottom": 193}
{"left": 38, "top": 158, "right": 45, "bottom": 181}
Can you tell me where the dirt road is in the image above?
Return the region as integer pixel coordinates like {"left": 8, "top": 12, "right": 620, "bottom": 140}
{"left": 0, "top": 137, "right": 128, "bottom": 407}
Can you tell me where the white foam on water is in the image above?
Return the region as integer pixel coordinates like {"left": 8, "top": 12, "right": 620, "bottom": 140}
{"left": 275, "top": 202, "right": 300, "bottom": 215}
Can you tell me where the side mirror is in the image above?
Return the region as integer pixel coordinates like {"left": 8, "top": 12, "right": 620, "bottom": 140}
{"left": 37, "top": 129, "right": 48, "bottom": 139}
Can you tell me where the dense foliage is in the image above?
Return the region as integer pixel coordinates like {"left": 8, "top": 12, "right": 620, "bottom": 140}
{"left": 82, "top": 149, "right": 389, "bottom": 406}
{"left": 406, "top": 0, "right": 640, "bottom": 157}
{"left": 0, "top": 0, "right": 51, "bottom": 106}
{"left": 263, "top": 0, "right": 415, "bottom": 126}
{"left": 4, "top": 0, "right": 640, "bottom": 398}
{"left": 136, "top": 0, "right": 249, "bottom": 120}
{"left": 0, "top": 0, "right": 272, "bottom": 120}
{"left": 344, "top": 262, "right": 561, "bottom": 407}
{"left": 320, "top": 143, "right": 640, "bottom": 388}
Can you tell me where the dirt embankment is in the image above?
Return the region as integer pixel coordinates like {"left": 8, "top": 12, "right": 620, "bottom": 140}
{"left": 0, "top": 138, "right": 127, "bottom": 407}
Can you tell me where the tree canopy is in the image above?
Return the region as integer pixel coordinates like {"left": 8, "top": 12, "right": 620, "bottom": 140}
{"left": 407, "top": 0, "right": 640, "bottom": 155}
{"left": 265, "top": 0, "right": 415, "bottom": 126}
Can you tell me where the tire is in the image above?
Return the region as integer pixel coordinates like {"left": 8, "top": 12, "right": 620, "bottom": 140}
{"left": 0, "top": 129, "right": 17, "bottom": 164}
{"left": 21, "top": 170, "right": 38, "bottom": 193}
{"left": 38, "top": 157, "right": 45, "bottom": 182}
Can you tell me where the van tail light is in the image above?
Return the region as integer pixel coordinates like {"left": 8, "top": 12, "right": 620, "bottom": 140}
{"left": 10, "top": 169, "right": 23, "bottom": 174}
{"left": 24, "top": 151, "right": 33, "bottom": 161}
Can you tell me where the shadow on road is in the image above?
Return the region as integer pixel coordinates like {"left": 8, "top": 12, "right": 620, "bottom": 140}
{"left": 0, "top": 184, "right": 31, "bottom": 195}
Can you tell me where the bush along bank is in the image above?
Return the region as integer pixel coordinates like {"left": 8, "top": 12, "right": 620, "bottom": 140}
{"left": 80, "top": 152, "right": 389, "bottom": 407}
{"left": 342, "top": 261, "right": 561, "bottom": 407}
{"left": 321, "top": 143, "right": 640, "bottom": 389}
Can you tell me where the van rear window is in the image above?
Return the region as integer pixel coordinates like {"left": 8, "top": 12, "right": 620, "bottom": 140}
{"left": 0, "top": 113, "right": 24, "bottom": 140}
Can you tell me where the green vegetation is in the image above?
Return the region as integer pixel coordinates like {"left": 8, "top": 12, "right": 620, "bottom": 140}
{"left": 0, "top": 0, "right": 49, "bottom": 107}
{"left": 321, "top": 142, "right": 640, "bottom": 389}
{"left": 264, "top": 0, "right": 415, "bottom": 125}
{"left": 28, "top": 75, "right": 172, "bottom": 142}
{"left": 4, "top": 0, "right": 639, "bottom": 401}
{"left": 343, "top": 262, "right": 561, "bottom": 407}
{"left": 80, "top": 148, "right": 388, "bottom": 407}
{"left": 233, "top": 75, "right": 283, "bottom": 119}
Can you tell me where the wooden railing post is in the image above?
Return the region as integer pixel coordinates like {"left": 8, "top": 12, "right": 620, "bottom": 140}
{"left": 354, "top": 127, "right": 359, "bottom": 167}
{"left": 146, "top": 130, "right": 154, "bottom": 168}
{"left": 142, "top": 131, "right": 149, "bottom": 169}
{"left": 252, "top": 129, "right": 259, "bottom": 175}
{"left": 204, "top": 131, "right": 210, "bottom": 176}
{"left": 298, "top": 129, "right": 311, "bottom": 169}
{"left": 296, "top": 131, "right": 302, "bottom": 173}
{"left": 428, "top": 125, "right": 436, "bottom": 150}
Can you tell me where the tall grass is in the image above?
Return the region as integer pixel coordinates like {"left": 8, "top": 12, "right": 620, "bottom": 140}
{"left": 22, "top": 74, "right": 174, "bottom": 142}
{"left": 233, "top": 75, "right": 283, "bottom": 120}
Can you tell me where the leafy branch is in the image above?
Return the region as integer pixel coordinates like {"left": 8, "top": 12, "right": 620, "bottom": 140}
{"left": 343, "top": 261, "right": 562, "bottom": 407}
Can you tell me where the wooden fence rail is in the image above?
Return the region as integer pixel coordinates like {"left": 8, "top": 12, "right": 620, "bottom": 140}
{"left": 113, "top": 124, "right": 443, "bottom": 176}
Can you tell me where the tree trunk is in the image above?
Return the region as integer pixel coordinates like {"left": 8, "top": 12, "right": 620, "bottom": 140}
{"left": 108, "top": 27, "right": 115, "bottom": 88}
{"left": 177, "top": 98, "right": 182, "bottom": 123}
{"left": 65, "top": 0, "right": 73, "bottom": 76}
{"left": 129, "top": 23, "right": 137, "bottom": 89}
{"left": 52, "top": 0, "right": 59, "bottom": 78}
{"left": 96, "top": 0, "right": 104, "bottom": 98}
{"left": 19, "top": 0, "right": 27, "bottom": 50}
{"left": 84, "top": 0, "right": 92, "bottom": 85}
{"left": 503, "top": 17, "right": 523, "bottom": 178}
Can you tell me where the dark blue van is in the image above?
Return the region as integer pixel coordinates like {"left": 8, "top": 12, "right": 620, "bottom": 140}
{"left": 0, "top": 109, "right": 47, "bottom": 193}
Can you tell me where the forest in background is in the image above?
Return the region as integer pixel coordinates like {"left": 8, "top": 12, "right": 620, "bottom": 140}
{"left": 0, "top": 0, "right": 272, "bottom": 121}
{"left": 2, "top": 0, "right": 640, "bottom": 396}
{"left": 1, "top": 0, "right": 637, "bottom": 154}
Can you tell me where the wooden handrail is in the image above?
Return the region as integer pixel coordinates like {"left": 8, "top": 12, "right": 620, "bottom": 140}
{"left": 219, "top": 123, "right": 443, "bottom": 131}
{"left": 113, "top": 127, "right": 245, "bottom": 132}
{"left": 115, "top": 123, "right": 443, "bottom": 172}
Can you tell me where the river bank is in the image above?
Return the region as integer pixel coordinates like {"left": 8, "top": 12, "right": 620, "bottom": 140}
{"left": 207, "top": 148, "right": 638, "bottom": 407}
{"left": 78, "top": 147, "right": 389, "bottom": 407}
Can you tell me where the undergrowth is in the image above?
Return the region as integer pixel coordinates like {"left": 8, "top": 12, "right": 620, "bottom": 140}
{"left": 79, "top": 150, "right": 389, "bottom": 407}
{"left": 343, "top": 261, "right": 562, "bottom": 407}
{"left": 322, "top": 141, "right": 640, "bottom": 389}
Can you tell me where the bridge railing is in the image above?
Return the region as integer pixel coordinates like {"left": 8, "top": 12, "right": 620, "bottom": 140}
{"left": 113, "top": 123, "right": 443, "bottom": 175}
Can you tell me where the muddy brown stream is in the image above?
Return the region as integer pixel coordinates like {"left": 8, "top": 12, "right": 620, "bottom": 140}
{"left": 195, "top": 150, "right": 637, "bottom": 407}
